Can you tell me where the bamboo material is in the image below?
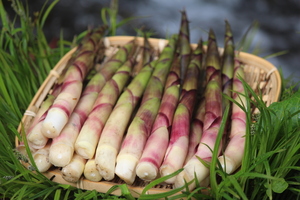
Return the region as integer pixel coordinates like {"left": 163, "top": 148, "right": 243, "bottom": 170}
{"left": 16, "top": 36, "right": 281, "bottom": 198}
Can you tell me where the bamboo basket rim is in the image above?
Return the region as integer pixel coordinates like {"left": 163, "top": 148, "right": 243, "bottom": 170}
{"left": 16, "top": 35, "right": 282, "bottom": 198}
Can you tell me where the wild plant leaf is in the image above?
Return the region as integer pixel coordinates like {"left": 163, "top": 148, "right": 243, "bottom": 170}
{"left": 271, "top": 178, "right": 289, "bottom": 193}
{"left": 268, "top": 90, "right": 300, "bottom": 130}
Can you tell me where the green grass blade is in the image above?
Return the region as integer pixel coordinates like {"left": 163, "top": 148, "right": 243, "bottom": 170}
{"left": 141, "top": 168, "right": 183, "bottom": 195}
{"left": 139, "top": 186, "right": 185, "bottom": 200}
{"left": 227, "top": 176, "right": 248, "bottom": 200}
{"left": 39, "top": 0, "right": 60, "bottom": 28}
{"left": 210, "top": 105, "right": 230, "bottom": 193}
{"left": 104, "top": 184, "right": 135, "bottom": 200}
{"left": 54, "top": 189, "right": 62, "bottom": 200}
{"left": 263, "top": 50, "right": 288, "bottom": 60}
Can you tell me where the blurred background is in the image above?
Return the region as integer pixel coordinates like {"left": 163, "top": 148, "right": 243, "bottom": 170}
{"left": 3, "top": 0, "right": 300, "bottom": 82}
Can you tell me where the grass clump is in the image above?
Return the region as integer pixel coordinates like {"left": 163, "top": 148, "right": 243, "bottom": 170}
{"left": 0, "top": 0, "right": 299, "bottom": 199}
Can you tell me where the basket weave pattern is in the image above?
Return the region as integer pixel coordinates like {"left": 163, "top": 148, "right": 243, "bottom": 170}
{"left": 17, "top": 36, "right": 282, "bottom": 197}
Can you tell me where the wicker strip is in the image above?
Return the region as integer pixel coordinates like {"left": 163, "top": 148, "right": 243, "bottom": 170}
{"left": 16, "top": 36, "right": 281, "bottom": 198}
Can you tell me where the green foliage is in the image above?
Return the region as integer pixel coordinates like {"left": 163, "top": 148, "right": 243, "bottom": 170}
{"left": 0, "top": 0, "right": 300, "bottom": 199}
{"left": 101, "top": 0, "right": 142, "bottom": 36}
{"left": 236, "top": 21, "right": 260, "bottom": 54}
{"left": 0, "top": 0, "right": 72, "bottom": 199}
{"left": 196, "top": 78, "right": 300, "bottom": 200}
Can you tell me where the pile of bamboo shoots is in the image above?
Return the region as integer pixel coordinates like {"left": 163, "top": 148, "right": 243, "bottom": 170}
{"left": 18, "top": 10, "right": 247, "bottom": 191}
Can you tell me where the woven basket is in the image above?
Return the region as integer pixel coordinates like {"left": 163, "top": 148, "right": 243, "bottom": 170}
{"left": 16, "top": 36, "right": 282, "bottom": 198}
